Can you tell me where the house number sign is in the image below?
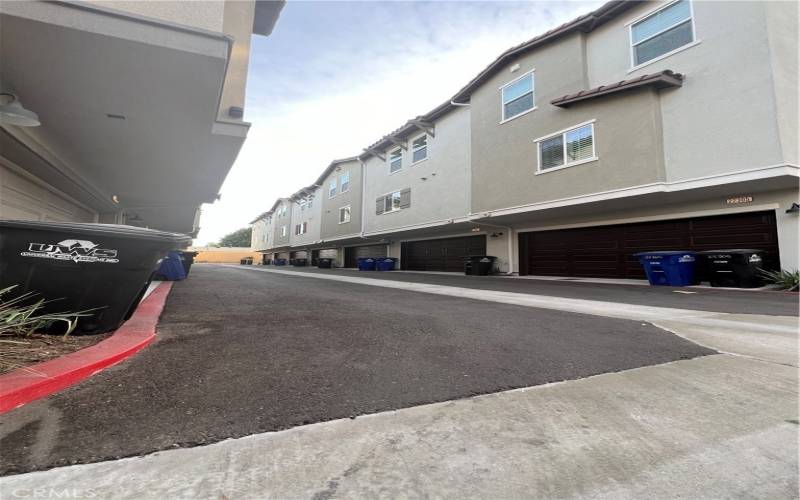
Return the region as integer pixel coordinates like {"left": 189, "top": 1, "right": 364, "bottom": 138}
{"left": 726, "top": 195, "right": 753, "bottom": 205}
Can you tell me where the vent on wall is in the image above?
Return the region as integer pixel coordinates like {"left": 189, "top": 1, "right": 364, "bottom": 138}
{"left": 228, "top": 106, "right": 244, "bottom": 118}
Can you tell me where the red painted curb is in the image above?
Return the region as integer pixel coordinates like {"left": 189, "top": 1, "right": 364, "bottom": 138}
{"left": 0, "top": 281, "right": 174, "bottom": 414}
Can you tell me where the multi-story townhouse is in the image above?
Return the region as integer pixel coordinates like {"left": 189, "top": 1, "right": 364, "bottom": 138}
{"left": 250, "top": 210, "right": 274, "bottom": 263}
{"left": 269, "top": 198, "right": 293, "bottom": 262}
{"left": 0, "top": 0, "right": 284, "bottom": 234}
{"left": 317, "top": 157, "right": 363, "bottom": 267}
{"left": 358, "top": 104, "right": 498, "bottom": 272}
{"left": 287, "top": 185, "right": 322, "bottom": 263}
{"left": 455, "top": 0, "right": 798, "bottom": 277}
{"left": 252, "top": 0, "right": 797, "bottom": 276}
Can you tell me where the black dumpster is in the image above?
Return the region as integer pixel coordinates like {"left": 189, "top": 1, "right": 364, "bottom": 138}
{"left": 697, "top": 249, "right": 766, "bottom": 288}
{"left": 179, "top": 251, "right": 198, "bottom": 276}
{"left": 292, "top": 258, "right": 307, "bottom": 267}
{"left": 318, "top": 258, "right": 333, "bottom": 269}
{"left": 0, "top": 220, "right": 190, "bottom": 334}
{"left": 465, "top": 256, "right": 496, "bottom": 276}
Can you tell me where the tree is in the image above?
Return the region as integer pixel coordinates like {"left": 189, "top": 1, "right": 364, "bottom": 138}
{"left": 217, "top": 227, "right": 252, "bottom": 247}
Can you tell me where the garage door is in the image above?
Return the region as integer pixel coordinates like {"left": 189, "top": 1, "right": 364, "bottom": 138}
{"left": 401, "top": 235, "right": 487, "bottom": 272}
{"left": 319, "top": 249, "right": 338, "bottom": 258}
{"left": 1, "top": 163, "right": 96, "bottom": 222}
{"left": 344, "top": 244, "right": 387, "bottom": 268}
{"left": 519, "top": 211, "right": 779, "bottom": 278}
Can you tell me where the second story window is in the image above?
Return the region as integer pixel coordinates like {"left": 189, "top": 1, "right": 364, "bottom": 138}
{"left": 411, "top": 135, "right": 428, "bottom": 163}
{"left": 281, "top": 225, "right": 287, "bottom": 237}
{"left": 340, "top": 171, "right": 350, "bottom": 193}
{"left": 329, "top": 179, "right": 337, "bottom": 198}
{"left": 389, "top": 148, "right": 402, "bottom": 173}
{"left": 375, "top": 188, "right": 411, "bottom": 214}
{"left": 536, "top": 122, "right": 596, "bottom": 172}
{"left": 295, "top": 222, "right": 308, "bottom": 235}
{"left": 501, "top": 71, "right": 534, "bottom": 122}
{"left": 630, "top": 0, "right": 694, "bottom": 67}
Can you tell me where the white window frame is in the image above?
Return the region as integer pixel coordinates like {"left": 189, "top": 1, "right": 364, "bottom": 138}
{"left": 328, "top": 179, "right": 337, "bottom": 199}
{"left": 340, "top": 171, "right": 350, "bottom": 193}
{"left": 627, "top": 0, "right": 698, "bottom": 72}
{"left": 499, "top": 69, "right": 537, "bottom": 124}
{"left": 534, "top": 120, "right": 598, "bottom": 175}
{"left": 410, "top": 133, "right": 428, "bottom": 164}
{"left": 388, "top": 148, "right": 403, "bottom": 174}
{"left": 338, "top": 205, "right": 351, "bottom": 224}
{"left": 281, "top": 225, "right": 287, "bottom": 237}
{"left": 381, "top": 190, "right": 403, "bottom": 214}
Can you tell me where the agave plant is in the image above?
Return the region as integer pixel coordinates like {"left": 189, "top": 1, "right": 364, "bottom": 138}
{"left": 760, "top": 269, "right": 799, "bottom": 292}
{"left": 0, "top": 285, "right": 95, "bottom": 337}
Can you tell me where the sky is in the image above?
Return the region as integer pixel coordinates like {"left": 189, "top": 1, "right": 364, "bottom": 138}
{"left": 194, "top": 0, "right": 604, "bottom": 245}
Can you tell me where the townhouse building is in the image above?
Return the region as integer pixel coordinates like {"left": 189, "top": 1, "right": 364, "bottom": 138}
{"left": 250, "top": 210, "right": 274, "bottom": 260}
{"left": 1, "top": 0, "right": 284, "bottom": 234}
{"left": 317, "top": 158, "right": 363, "bottom": 267}
{"left": 252, "top": 0, "right": 798, "bottom": 277}
{"left": 269, "top": 198, "right": 293, "bottom": 262}
{"left": 287, "top": 185, "right": 322, "bottom": 263}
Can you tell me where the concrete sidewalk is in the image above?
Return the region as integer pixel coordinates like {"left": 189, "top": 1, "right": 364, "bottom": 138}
{"left": 1, "top": 353, "right": 795, "bottom": 499}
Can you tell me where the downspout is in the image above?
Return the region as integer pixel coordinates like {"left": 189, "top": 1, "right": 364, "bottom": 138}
{"left": 359, "top": 157, "right": 367, "bottom": 239}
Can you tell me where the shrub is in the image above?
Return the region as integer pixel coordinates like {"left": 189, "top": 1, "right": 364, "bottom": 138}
{"left": 760, "top": 269, "right": 799, "bottom": 292}
{"left": 0, "top": 286, "right": 94, "bottom": 337}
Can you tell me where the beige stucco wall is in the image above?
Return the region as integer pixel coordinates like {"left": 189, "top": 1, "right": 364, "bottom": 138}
{"left": 218, "top": 0, "right": 255, "bottom": 122}
{"left": 91, "top": 1, "right": 226, "bottom": 32}
{"left": 469, "top": 31, "right": 665, "bottom": 214}
{"left": 585, "top": 1, "right": 791, "bottom": 182}
{"left": 363, "top": 107, "right": 471, "bottom": 234}
{"left": 320, "top": 160, "right": 363, "bottom": 241}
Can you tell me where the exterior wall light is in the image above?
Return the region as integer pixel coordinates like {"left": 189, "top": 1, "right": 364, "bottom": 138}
{"left": 0, "top": 93, "right": 40, "bottom": 127}
{"left": 786, "top": 203, "right": 799, "bottom": 214}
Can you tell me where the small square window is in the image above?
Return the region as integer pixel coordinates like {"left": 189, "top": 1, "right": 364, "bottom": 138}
{"left": 537, "top": 123, "right": 596, "bottom": 172}
{"left": 411, "top": 136, "right": 427, "bottom": 163}
{"left": 384, "top": 191, "right": 402, "bottom": 212}
{"left": 389, "top": 149, "right": 402, "bottom": 173}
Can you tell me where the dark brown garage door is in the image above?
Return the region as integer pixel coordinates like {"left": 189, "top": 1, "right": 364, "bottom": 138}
{"left": 401, "top": 235, "right": 487, "bottom": 272}
{"left": 519, "top": 211, "right": 779, "bottom": 278}
{"left": 344, "top": 244, "right": 387, "bottom": 268}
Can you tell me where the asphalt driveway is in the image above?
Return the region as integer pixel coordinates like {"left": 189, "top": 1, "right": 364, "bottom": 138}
{"left": 1, "top": 265, "right": 712, "bottom": 475}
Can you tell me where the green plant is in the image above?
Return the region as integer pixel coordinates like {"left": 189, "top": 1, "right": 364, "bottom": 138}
{"left": 760, "top": 269, "right": 799, "bottom": 292}
{"left": 0, "top": 286, "right": 95, "bottom": 337}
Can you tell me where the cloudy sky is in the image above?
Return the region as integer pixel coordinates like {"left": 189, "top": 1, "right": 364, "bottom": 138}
{"left": 195, "top": 0, "right": 604, "bottom": 245}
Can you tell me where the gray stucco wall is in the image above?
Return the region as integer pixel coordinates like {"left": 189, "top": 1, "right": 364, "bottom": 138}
{"left": 320, "top": 159, "right": 363, "bottom": 241}
{"left": 469, "top": 32, "right": 665, "bottom": 214}
{"left": 289, "top": 187, "right": 322, "bottom": 247}
{"left": 586, "top": 1, "right": 790, "bottom": 182}
{"left": 363, "top": 107, "right": 471, "bottom": 234}
{"left": 271, "top": 199, "right": 292, "bottom": 247}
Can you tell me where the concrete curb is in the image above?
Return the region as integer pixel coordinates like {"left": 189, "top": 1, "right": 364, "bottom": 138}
{"left": 0, "top": 282, "right": 173, "bottom": 414}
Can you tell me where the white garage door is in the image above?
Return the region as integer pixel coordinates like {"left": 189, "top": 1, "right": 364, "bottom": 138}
{"left": 1, "top": 163, "right": 96, "bottom": 222}
{"left": 319, "top": 248, "right": 338, "bottom": 258}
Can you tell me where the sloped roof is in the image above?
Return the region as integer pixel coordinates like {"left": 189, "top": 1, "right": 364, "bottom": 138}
{"left": 313, "top": 156, "right": 360, "bottom": 186}
{"left": 551, "top": 70, "right": 684, "bottom": 107}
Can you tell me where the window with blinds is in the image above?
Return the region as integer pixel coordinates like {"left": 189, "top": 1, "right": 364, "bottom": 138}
{"left": 536, "top": 123, "right": 596, "bottom": 172}
{"left": 412, "top": 135, "right": 428, "bottom": 163}
{"left": 631, "top": 1, "right": 694, "bottom": 66}
{"left": 501, "top": 71, "right": 535, "bottom": 121}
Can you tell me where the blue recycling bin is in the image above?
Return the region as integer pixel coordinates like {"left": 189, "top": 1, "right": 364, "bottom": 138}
{"left": 156, "top": 251, "right": 187, "bottom": 281}
{"left": 357, "top": 257, "right": 376, "bottom": 271}
{"left": 376, "top": 257, "right": 397, "bottom": 271}
{"left": 634, "top": 251, "right": 697, "bottom": 286}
